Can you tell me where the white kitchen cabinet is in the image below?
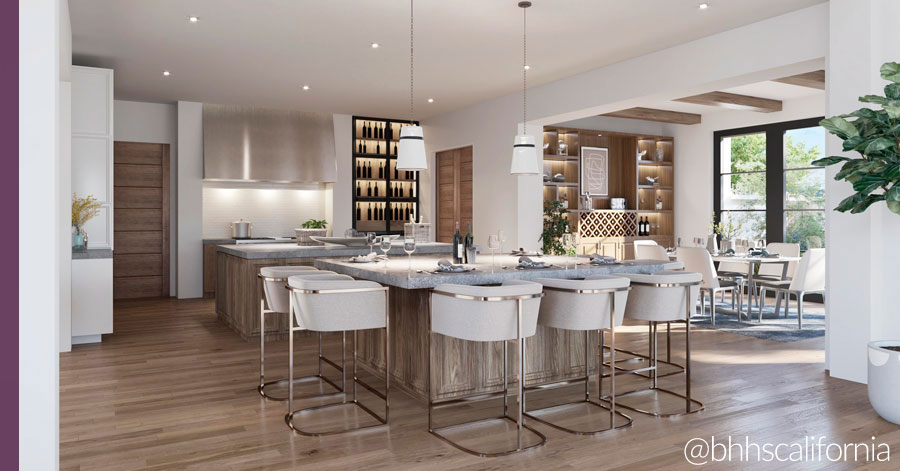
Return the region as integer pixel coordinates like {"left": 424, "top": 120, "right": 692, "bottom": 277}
{"left": 71, "top": 257, "right": 113, "bottom": 343}
{"left": 72, "top": 66, "right": 114, "bottom": 249}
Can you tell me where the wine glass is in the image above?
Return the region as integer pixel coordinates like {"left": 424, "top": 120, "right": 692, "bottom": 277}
{"left": 379, "top": 236, "right": 392, "bottom": 269}
{"left": 366, "top": 232, "right": 376, "bottom": 254}
{"left": 498, "top": 230, "right": 507, "bottom": 253}
{"left": 487, "top": 235, "right": 501, "bottom": 273}
{"left": 562, "top": 232, "right": 574, "bottom": 270}
{"left": 404, "top": 235, "right": 416, "bottom": 278}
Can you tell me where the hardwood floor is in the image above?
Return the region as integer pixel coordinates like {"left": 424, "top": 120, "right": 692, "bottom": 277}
{"left": 60, "top": 298, "right": 899, "bottom": 470}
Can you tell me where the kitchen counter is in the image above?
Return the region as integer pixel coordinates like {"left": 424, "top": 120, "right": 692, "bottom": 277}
{"left": 72, "top": 248, "right": 113, "bottom": 260}
{"left": 216, "top": 242, "right": 454, "bottom": 260}
{"left": 214, "top": 242, "right": 454, "bottom": 340}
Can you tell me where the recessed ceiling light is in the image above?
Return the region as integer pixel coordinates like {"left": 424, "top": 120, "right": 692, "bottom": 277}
{"left": 523, "top": 65, "right": 531, "bottom": 70}
{"left": 370, "top": 42, "right": 380, "bottom": 49}
{"left": 427, "top": 98, "right": 434, "bottom": 103}
{"left": 163, "top": 70, "right": 171, "bottom": 76}
{"left": 302, "top": 85, "right": 310, "bottom": 91}
{"left": 188, "top": 16, "right": 199, "bottom": 23}
{"left": 698, "top": 2, "right": 709, "bottom": 10}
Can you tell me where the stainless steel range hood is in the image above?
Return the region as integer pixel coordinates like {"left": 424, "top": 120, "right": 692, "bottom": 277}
{"left": 203, "top": 104, "right": 337, "bottom": 183}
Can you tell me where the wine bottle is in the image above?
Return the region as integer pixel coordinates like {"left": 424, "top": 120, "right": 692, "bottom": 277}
{"left": 453, "top": 222, "right": 463, "bottom": 264}
{"left": 379, "top": 162, "right": 384, "bottom": 178}
{"left": 399, "top": 184, "right": 404, "bottom": 198}
{"left": 365, "top": 121, "right": 370, "bottom": 138}
{"left": 358, "top": 140, "right": 362, "bottom": 154}
{"left": 410, "top": 183, "right": 414, "bottom": 198}
{"left": 464, "top": 222, "right": 473, "bottom": 263}
{"left": 394, "top": 164, "right": 399, "bottom": 179}
{"left": 356, "top": 181, "right": 361, "bottom": 196}
{"left": 376, "top": 141, "right": 380, "bottom": 154}
{"left": 406, "top": 204, "right": 412, "bottom": 223}
{"left": 356, "top": 203, "right": 361, "bottom": 221}
{"left": 638, "top": 217, "right": 644, "bottom": 236}
{"left": 379, "top": 123, "right": 384, "bottom": 139}
{"left": 387, "top": 182, "right": 392, "bottom": 198}
{"left": 367, "top": 182, "right": 371, "bottom": 196}
{"left": 377, "top": 204, "right": 382, "bottom": 221}
{"left": 363, "top": 141, "right": 367, "bottom": 153}
{"left": 355, "top": 160, "right": 360, "bottom": 178}
{"left": 367, "top": 161, "right": 372, "bottom": 178}
{"left": 367, "top": 203, "right": 372, "bottom": 220}
{"left": 374, "top": 183, "right": 379, "bottom": 197}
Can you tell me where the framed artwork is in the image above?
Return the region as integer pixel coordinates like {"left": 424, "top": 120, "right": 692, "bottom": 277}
{"left": 580, "top": 146, "right": 609, "bottom": 197}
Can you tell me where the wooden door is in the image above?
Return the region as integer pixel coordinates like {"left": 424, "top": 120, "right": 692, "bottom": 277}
{"left": 435, "top": 147, "right": 473, "bottom": 243}
{"left": 113, "top": 142, "right": 170, "bottom": 299}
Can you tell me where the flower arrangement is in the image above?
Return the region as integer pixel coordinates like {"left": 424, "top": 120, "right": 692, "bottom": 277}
{"left": 710, "top": 211, "right": 742, "bottom": 240}
{"left": 72, "top": 193, "right": 102, "bottom": 228}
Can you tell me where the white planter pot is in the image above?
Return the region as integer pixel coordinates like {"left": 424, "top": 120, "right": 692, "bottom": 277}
{"left": 295, "top": 228, "right": 327, "bottom": 246}
{"left": 868, "top": 341, "right": 900, "bottom": 424}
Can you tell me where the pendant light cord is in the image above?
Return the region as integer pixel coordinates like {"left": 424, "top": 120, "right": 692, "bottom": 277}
{"left": 410, "top": 0, "right": 415, "bottom": 125}
{"left": 522, "top": 4, "right": 527, "bottom": 135}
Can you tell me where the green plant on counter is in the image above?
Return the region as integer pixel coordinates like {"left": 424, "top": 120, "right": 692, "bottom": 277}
{"left": 301, "top": 219, "right": 328, "bottom": 229}
{"left": 539, "top": 200, "right": 569, "bottom": 255}
{"left": 812, "top": 61, "right": 900, "bottom": 215}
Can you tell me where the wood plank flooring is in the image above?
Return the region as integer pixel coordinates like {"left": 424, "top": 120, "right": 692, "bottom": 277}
{"left": 60, "top": 298, "right": 900, "bottom": 470}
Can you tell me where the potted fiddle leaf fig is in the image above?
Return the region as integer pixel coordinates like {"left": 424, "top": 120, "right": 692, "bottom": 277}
{"left": 295, "top": 218, "right": 328, "bottom": 246}
{"left": 813, "top": 61, "right": 900, "bottom": 425}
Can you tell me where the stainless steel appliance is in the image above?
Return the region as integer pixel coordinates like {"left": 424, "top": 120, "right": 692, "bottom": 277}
{"left": 231, "top": 219, "right": 252, "bottom": 238}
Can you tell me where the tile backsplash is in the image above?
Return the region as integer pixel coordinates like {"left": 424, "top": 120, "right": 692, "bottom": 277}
{"left": 202, "top": 182, "right": 328, "bottom": 238}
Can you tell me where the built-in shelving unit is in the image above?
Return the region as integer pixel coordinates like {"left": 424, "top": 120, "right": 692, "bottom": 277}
{"left": 542, "top": 126, "right": 676, "bottom": 256}
{"left": 352, "top": 116, "right": 420, "bottom": 235}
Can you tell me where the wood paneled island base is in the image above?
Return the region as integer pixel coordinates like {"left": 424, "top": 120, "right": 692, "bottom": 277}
{"left": 316, "top": 255, "right": 676, "bottom": 401}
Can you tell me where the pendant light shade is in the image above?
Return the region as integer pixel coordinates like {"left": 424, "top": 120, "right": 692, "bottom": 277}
{"left": 397, "top": 0, "right": 427, "bottom": 171}
{"left": 510, "top": 134, "right": 539, "bottom": 175}
{"left": 510, "top": 1, "right": 539, "bottom": 175}
{"left": 397, "top": 125, "right": 427, "bottom": 170}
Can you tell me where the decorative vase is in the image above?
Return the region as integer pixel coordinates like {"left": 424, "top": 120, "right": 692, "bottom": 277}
{"left": 721, "top": 238, "right": 735, "bottom": 253}
{"left": 706, "top": 234, "right": 719, "bottom": 255}
{"left": 295, "top": 228, "right": 327, "bottom": 246}
{"left": 72, "top": 226, "right": 86, "bottom": 250}
{"left": 868, "top": 341, "right": 900, "bottom": 424}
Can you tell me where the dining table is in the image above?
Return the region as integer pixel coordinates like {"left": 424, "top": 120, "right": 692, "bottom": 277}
{"left": 313, "top": 253, "right": 678, "bottom": 402}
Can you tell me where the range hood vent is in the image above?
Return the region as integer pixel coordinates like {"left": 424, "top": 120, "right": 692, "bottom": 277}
{"left": 203, "top": 104, "right": 337, "bottom": 183}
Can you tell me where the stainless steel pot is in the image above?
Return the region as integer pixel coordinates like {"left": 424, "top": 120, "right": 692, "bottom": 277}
{"left": 231, "top": 219, "right": 252, "bottom": 238}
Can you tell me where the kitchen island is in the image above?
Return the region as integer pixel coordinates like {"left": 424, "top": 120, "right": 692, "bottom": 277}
{"left": 314, "top": 255, "right": 677, "bottom": 401}
{"left": 214, "top": 242, "right": 454, "bottom": 340}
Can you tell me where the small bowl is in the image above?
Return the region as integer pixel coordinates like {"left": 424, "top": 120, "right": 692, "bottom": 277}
{"left": 553, "top": 173, "right": 566, "bottom": 182}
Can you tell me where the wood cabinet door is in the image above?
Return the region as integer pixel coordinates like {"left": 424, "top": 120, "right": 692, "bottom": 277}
{"left": 435, "top": 146, "right": 473, "bottom": 243}
{"left": 113, "top": 142, "right": 170, "bottom": 299}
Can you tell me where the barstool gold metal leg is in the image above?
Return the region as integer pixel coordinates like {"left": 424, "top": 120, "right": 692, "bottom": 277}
{"left": 516, "top": 298, "right": 523, "bottom": 451}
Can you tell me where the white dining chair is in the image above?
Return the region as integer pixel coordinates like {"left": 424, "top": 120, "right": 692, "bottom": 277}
{"left": 676, "top": 247, "right": 741, "bottom": 325}
{"left": 756, "top": 242, "right": 801, "bottom": 280}
{"left": 634, "top": 241, "right": 667, "bottom": 260}
{"left": 757, "top": 248, "right": 825, "bottom": 328}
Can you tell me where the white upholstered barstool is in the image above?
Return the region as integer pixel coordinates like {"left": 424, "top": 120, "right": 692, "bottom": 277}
{"left": 524, "top": 276, "right": 633, "bottom": 435}
{"left": 608, "top": 271, "right": 704, "bottom": 417}
{"left": 285, "top": 275, "right": 390, "bottom": 436}
{"left": 257, "top": 266, "right": 344, "bottom": 401}
{"left": 428, "top": 281, "right": 545, "bottom": 457}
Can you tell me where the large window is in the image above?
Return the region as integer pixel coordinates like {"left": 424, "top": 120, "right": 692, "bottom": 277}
{"left": 714, "top": 118, "right": 825, "bottom": 250}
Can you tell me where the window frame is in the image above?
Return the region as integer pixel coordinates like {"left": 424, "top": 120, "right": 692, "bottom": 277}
{"left": 713, "top": 117, "right": 824, "bottom": 244}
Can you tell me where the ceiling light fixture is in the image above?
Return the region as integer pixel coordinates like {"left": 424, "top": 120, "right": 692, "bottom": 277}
{"left": 371, "top": 42, "right": 380, "bottom": 49}
{"left": 397, "top": 0, "right": 427, "bottom": 171}
{"left": 698, "top": 2, "right": 709, "bottom": 10}
{"left": 427, "top": 98, "right": 434, "bottom": 103}
{"left": 302, "top": 85, "right": 310, "bottom": 91}
{"left": 523, "top": 65, "right": 530, "bottom": 70}
{"left": 510, "top": 1, "right": 539, "bottom": 176}
{"left": 163, "top": 70, "right": 171, "bottom": 76}
{"left": 188, "top": 16, "right": 199, "bottom": 23}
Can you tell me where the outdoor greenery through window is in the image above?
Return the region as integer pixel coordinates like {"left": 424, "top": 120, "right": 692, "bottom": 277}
{"left": 714, "top": 118, "right": 826, "bottom": 251}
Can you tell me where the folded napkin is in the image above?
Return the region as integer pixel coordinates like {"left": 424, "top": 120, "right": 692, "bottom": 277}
{"left": 589, "top": 254, "right": 617, "bottom": 265}
{"left": 350, "top": 252, "right": 384, "bottom": 262}
{"left": 518, "top": 256, "right": 549, "bottom": 268}
{"left": 436, "top": 259, "right": 468, "bottom": 272}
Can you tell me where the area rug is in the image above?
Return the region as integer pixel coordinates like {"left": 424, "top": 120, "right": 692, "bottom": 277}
{"left": 689, "top": 301, "right": 825, "bottom": 342}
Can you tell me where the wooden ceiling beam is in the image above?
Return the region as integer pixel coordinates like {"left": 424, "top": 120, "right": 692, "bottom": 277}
{"left": 601, "top": 107, "right": 701, "bottom": 125}
{"left": 772, "top": 70, "right": 825, "bottom": 90}
{"left": 674, "top": 91, "right": 782, "bottom": 113}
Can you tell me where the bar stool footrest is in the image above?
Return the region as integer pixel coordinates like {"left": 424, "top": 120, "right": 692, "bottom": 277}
{"left": 601, "top": 387, "right": 704, "bottom": 418}
{"left": 285, "top": 400, "right": 387, "bottom": 436}
{"left": 258, "top": 373, "right": 344, "bottom": 402}
{"left": 429, "top": 416, "right": 547, "bottom": 457}
{"left": 524, "top": 400, "right": 633, "bottom": 435}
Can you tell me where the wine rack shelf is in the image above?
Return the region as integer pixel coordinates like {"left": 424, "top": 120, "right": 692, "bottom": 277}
{"left": 352, "top": 116, "right": 420, "bottom": 235}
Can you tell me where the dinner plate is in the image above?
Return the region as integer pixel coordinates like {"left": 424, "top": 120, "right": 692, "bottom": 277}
{"left": 430, "top": 267, "right": 477, "bottom": 274}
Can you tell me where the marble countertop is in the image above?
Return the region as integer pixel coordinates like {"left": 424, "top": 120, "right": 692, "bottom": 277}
{"left": 72, "top": 248, "right": 113, "bottom": 260}
{"left": 217, "top": 242, "right": 454, "bottom": 260}
{"left": 315, "top": 254, "right": 678, "bottom": 289}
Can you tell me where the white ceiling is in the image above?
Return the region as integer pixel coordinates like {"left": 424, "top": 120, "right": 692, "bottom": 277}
{"left": 70, "top": 0, "right": 826, "bottom": 119}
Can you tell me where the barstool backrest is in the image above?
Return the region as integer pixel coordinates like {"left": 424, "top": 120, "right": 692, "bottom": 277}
{"left": 535, "top": 276, "right": 630, "bottom": 331}
{"left": 622, "top": 271, "right": 701, "bottom": 322}
{"left": 260, "top": 266, "right": 320, "bottom": 314}
{"left": 431, "top": 280, "right": 543, "bottom": 342}
{"left": 675, "top": 247, "right": 719, "bottom": 289}
{"left": 290, "top": 278, "right": 387, "bottom": 332}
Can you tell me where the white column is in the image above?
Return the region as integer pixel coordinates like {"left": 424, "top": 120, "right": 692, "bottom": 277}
{"left": 825, "top": 0, "right": 900, "bottom": 383}
{"left": 177, "top": 102, "right": 204, "bottom": 298}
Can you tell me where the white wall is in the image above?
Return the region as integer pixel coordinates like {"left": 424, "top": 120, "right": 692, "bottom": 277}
{"left": 58, "top": 0, "right": 72, "bottom": 354}
{"left": 423, "top": 4, "right": 828, "bottom": 249}
{"left": 114, "top": 100, "right": 178, "bottom": 295}
{"left": 177, "top": 101, "right": 203, "bottom": 298}
{"left": 20, "top": 0, "right": 61, "bottom": 467}
{"left": 331, "top": 114, "right": 353, "bottom": 236}
{"left": 669, "top": 94, "right": 825, "bottom": 242}
{"left": 202, "top": 183, "right": 327, "bottom": 238}
{"left": 825, "top": 0, "right": 900, "bottom": 384}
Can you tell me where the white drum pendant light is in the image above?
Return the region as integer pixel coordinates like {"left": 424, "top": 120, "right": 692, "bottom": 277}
{"left": 397, "top": 0, "right": 427, "bottom": 171}
{"left": 510, "top": 1, "right": 539, "bottom": 175}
